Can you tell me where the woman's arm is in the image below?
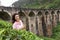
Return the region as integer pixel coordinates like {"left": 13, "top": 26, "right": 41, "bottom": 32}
{"left": 20, "top": 20, "right": 26, "bottom": 30}
{"left": 12, "top": 23, "right": 17, "bottom": 30}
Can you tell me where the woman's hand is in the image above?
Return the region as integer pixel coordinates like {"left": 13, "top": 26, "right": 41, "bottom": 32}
{"left": 21, "top": 25, "right": 26, "bottom": 30}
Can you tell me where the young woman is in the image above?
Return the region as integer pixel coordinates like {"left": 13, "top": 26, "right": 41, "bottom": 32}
{"left": 12, "top": 13, "right": 25, "bottom": 30}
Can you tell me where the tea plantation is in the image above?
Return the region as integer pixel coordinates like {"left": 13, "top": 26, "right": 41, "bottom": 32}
{"left": 0, "top": 20, "right": 60, "bottom": 40}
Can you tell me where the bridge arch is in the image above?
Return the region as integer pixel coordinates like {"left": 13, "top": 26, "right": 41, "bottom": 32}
{"left": 36, "top": 11, "right": 44, "bottom": 36}
{"left": 57, "top": 10, "right": 60, "bottom": 14}
{"left": 42, "top": 11, "right": 50, "bottom": 36}
{"left": 51, "top": 11, "right": 56, "bottom": 27}
{"left": 18, "top": 10, "right": 26, "bottom": 17}
{"left": 28, "top": 11, "right": 37, "bottom": 34}
{"left": 3, "top": 10, "right": 11, "bottom": 17}
{"left": 29, "top": 11, "right": 35, "bottom": 17}
{"left": 51, "top": 11, "right": 54, "bottom": 20}
{"left": 45, "top": 11, "right": 52, "bottom": 37}
{"left": 18, "top": 10, "right": 26, "bottom": 22}
{"left": 45, "top": 11, "right": 49, "bottom": 22}
{"left": 18, "top": 10, "right": 28, "bottom": 30}
{"left": 0, "top": 11, "right": 11, "bottom": 20}
{"left": 51, "top": 11, "right": 55, "bottom": 15}
{"left": 45, "top": 11, "right": 49, "bottom": 15}
{"left": 37, "top": 11, "right": 42, "bottom": 16}
{"left": 57, "top": 10, "right": 60, "bottom": 23}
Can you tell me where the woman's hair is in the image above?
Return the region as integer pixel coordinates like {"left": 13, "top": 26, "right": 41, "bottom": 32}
{"left": 12, "top": 13, "right": 19, "bottom": 23}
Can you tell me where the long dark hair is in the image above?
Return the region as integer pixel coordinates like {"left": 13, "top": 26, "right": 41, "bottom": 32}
{"left": 12, "top": 13, "right": 19, "bottom": 23}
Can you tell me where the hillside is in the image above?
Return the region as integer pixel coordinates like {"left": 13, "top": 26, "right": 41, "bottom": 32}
{"left": 12, "top": 0, "right": 60, "bottom": 9}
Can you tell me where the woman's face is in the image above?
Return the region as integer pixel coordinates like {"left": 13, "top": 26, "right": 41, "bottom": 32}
{"left": 15, "top": 15, "right": 20, "bottom": 21}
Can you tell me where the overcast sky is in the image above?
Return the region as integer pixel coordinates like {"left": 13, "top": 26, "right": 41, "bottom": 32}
{"left": 0, "top": 0, "right": 18, "bottom": 7}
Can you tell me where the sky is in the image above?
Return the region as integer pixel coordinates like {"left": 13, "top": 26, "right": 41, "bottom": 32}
{"left": 0, "top": 0, "right": 18, "bottom": 7}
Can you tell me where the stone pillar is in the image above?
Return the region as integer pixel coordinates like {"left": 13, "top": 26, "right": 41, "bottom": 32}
{"left": 36, "top": 15, "right": 43, "bottom": 36}
{"left": 42, "top": 13, "right": 46, "bottom": 36}
{"left": 53, "top": 14, "right": 57, "bottom": 27}
{"left": 57, "top": 11, "right": 60, "bottom": 22}
{"left": 23, "top": 11, "right": 30, "bottom": 31}
{"left": 46, "top": 14, "right": 52, "bottom": 37}
{"left": 59, "top": 13, "right": 60, "bottom": 22}
{"left": 55, "top": 11, "right": 57, "bottom": 26}
{"left": 29, "top": 17, "right": 37, "bottom": 34}
{"left": 21, "top": 17, "right": 26, "bottom": 29}
{"left": 51, "top": 11, "right": 56, "bottom": 27}
{"left": 26, "top": 17, "right": 29, "bottom": 31}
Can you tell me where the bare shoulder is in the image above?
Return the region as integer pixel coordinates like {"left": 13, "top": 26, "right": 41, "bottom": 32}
{"left": 20, "top": 20, "right": 23, "bottom": 23}
{"left": 13, "top": 22, "right": 16, "bottom": 26}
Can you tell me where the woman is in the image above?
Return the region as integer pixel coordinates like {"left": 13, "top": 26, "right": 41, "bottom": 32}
{"left": 12, "top": 13, "right": 25, "bottom": 30}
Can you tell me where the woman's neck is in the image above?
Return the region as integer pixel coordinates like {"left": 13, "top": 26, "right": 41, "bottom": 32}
{"left": 16, "top": 20, "right": 20, "bottom": 22}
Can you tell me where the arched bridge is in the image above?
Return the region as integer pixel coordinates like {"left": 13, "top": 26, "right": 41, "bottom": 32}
{"left": 0, "top": 6, "right": 60, "bottom": 37}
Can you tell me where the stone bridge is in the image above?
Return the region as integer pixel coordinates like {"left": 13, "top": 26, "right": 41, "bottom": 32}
{"left": 0, "top": 6, "right": 60, "bottom": 37}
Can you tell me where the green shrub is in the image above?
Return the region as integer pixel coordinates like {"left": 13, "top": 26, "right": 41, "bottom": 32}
{"left": 0, "top": 20, "right": 43, "bottom": 40}
{"left": 0, "top": 29, "right": 43, "bottom": 40}
{"left": 52, "top": 23, "right": 60, "bottom": 40}
{"left": 0, "top": 20, "right": 12, "bottom": 29}
{"left": 0, "top": 20, "right": 56, "bottom": 40}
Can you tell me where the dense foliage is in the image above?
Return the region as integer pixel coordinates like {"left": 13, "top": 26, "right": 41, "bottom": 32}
{"left": 52, "top": 23, "right": 60, "bottom": 40}
{"left": 0, "top": 20, "right": 42, "bottom": 40}
{"left": 12, "top": 0, "right": 60, "bottom": 9}
{"left": 0, "top": 20, "right": 60, "bottom": 40}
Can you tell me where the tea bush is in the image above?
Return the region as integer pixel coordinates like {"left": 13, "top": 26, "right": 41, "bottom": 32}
{"left": 0, "top": 20, "right": 12, "bottom": 29}
{"left": 0, "top": 20, "right": 56, "bottom": 40}
{"left": 0, "top": 20, "right": 43, "bottom": 40}
{"left": 52, "top": 23, "right": 60, "bottom": 40}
